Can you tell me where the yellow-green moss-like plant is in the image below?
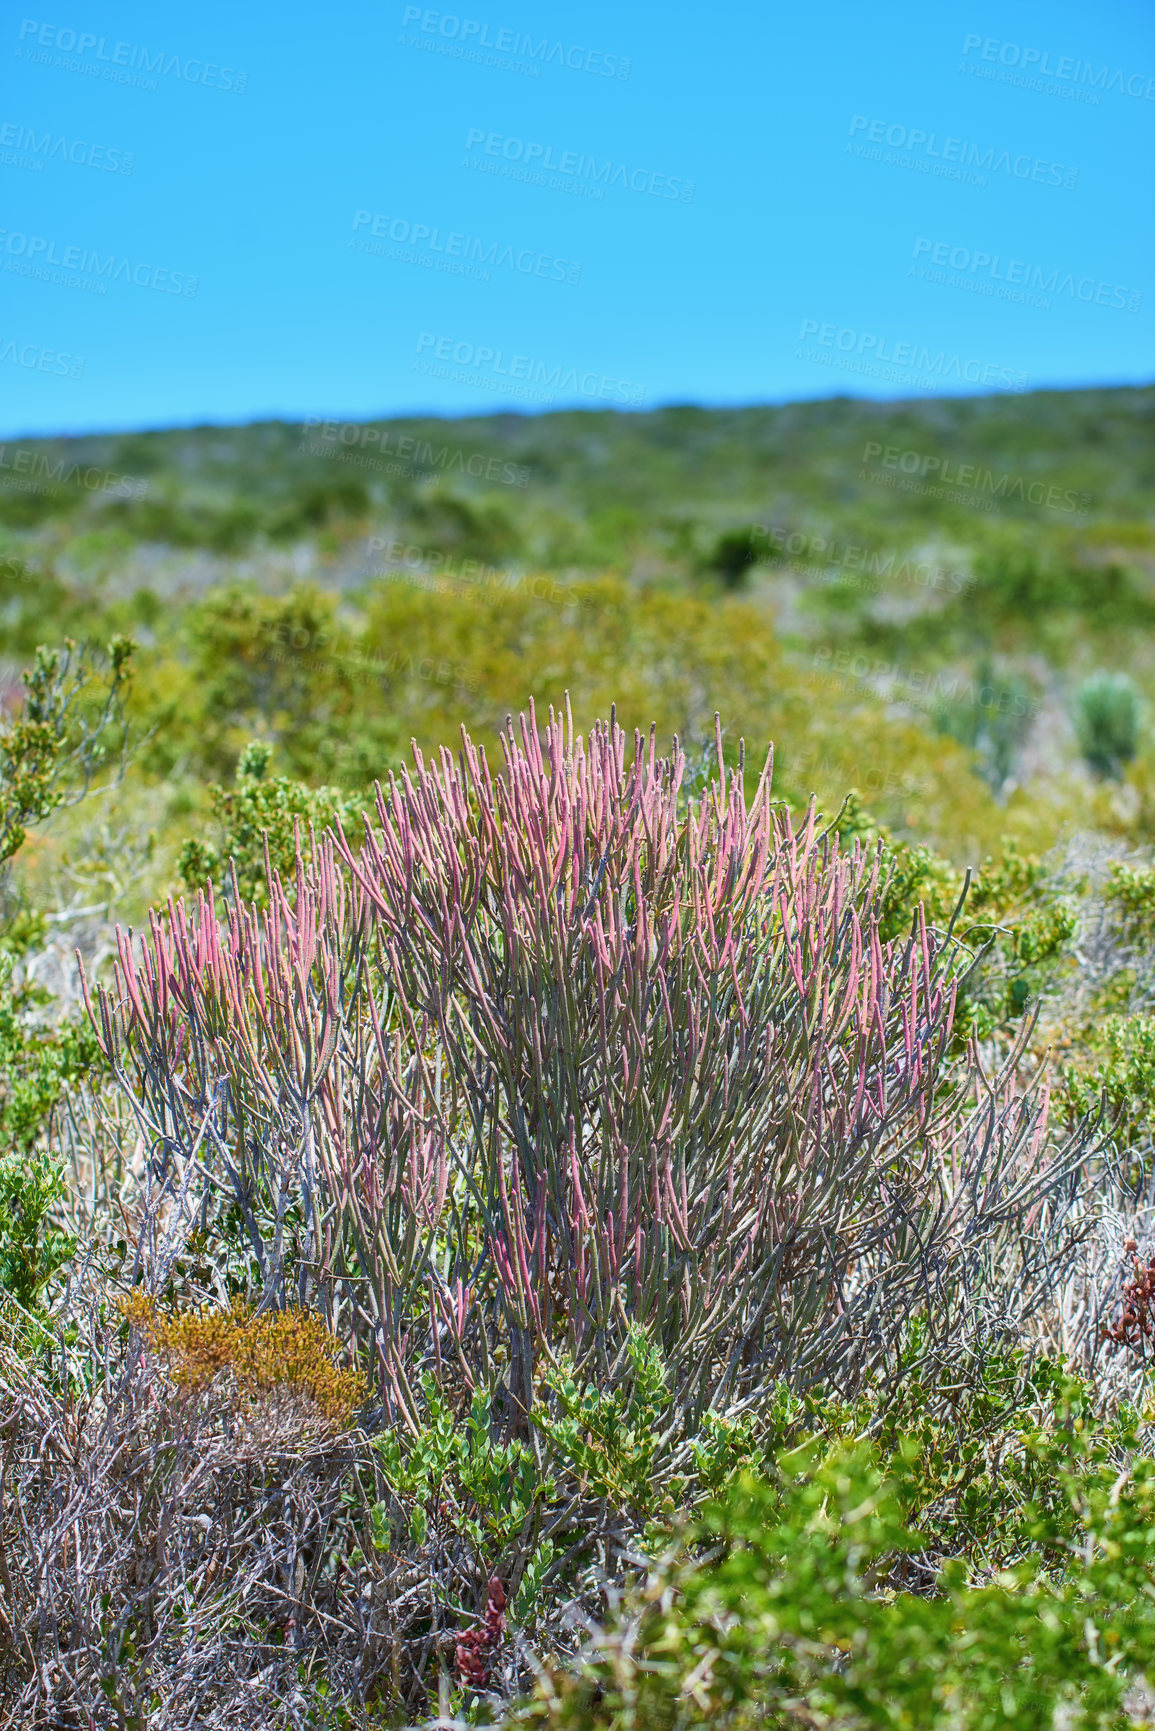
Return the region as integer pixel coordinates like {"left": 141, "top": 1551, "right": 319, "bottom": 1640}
{"left": 121, "top": 1293, "right": 364, "bottom": 1431}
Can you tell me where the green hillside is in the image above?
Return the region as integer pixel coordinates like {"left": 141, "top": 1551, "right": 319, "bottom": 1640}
{"left": 4, "top": 385, "right": 1152, "bottom": 566}
{"left": 2, "top": 385, "right": 1153, "bottom": 880}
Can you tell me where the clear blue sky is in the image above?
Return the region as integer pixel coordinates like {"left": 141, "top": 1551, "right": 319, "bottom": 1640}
{"left": 2, "top": 0, "right": 1153, "bottom": 435}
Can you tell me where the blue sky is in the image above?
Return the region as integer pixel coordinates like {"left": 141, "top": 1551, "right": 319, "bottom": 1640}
{"left": 2, "top": 0, "right": 1153, "bottom": 434}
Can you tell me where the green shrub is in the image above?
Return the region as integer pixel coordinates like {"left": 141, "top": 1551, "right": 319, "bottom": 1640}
{"left": 1103, "top": 860, "right": 1155, "bottom": 936}
{"left": 705, "top": 526, "right": 766, "bottom": 589}
{"left": 0, "top": 637, "right": 135, "bottom": 869}
{"left": 1076, "top": 672, "right": 1140, "bottom": 780}
{"left": 931, "top": 655, "right": 1036, "bottom": 795}
{"left": 0, "top": 953, "right": 104, "bottom": 1309}
{"left": 177, "top": 739, "right": 358, "bottom": 906}
{"left": 517, "top": 1405, "right": 1155, "bottom": 1730}
{"left": 1061, "top": 1014, "right": 1155, "bottom": 1150}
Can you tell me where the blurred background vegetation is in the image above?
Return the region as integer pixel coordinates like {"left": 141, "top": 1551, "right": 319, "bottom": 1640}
{"left": 2, "top": 383, "right": 1153, "bottom": 927}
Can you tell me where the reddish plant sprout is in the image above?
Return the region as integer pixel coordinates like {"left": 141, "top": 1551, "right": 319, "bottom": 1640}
{"left": 455, "top": 1574, "right": 507, "bottom": 1690}
{"left": 1104, "top": 1239, "right": 1155, "bottom": 1351}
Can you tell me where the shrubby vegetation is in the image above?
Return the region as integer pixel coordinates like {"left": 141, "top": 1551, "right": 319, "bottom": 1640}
{"left": 1, "top": 389, "right": 1155, "bottom": 1726}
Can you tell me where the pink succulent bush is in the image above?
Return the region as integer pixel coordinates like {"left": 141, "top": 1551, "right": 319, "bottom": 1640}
{"left": 85, "top": 702, "right": 1092, "bottom": 1436}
